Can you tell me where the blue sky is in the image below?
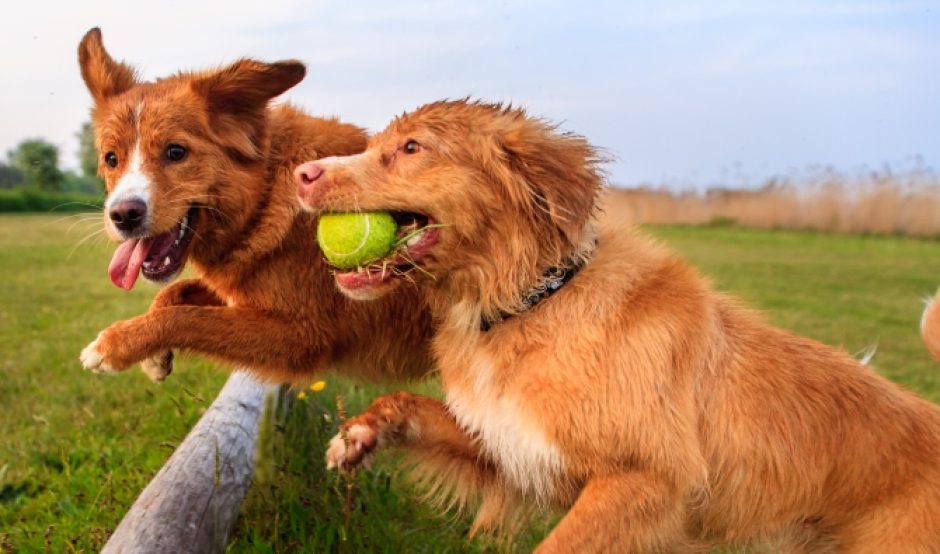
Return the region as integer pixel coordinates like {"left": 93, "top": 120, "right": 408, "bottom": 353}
{"left": 1, "top": 0, "right": 937, "bottom": 187}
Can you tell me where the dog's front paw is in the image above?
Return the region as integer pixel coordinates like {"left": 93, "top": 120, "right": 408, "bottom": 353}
{"left": 80, "top": 333, "right": 117, "bottom": 374}
{"left": 326, "top": 422, "right": 380, "bottom": 472}
{"left": 140, "top": 350, "right": 174, "bottom": 382}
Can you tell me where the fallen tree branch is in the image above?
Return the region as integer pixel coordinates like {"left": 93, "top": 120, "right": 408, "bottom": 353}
{"left": 103, "top": 371, "right": 269, "bottom": 554}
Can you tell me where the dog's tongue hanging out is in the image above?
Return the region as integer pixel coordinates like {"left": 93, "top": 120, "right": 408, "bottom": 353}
{"left": 108, "top": 238, "right": 150, "bottom": 290}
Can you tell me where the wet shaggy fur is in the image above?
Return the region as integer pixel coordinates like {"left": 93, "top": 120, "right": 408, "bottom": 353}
{"left": 76, "top": 28, "right": 434, "bottom": 384}
{"left": 302, "top": 100, "right": 940, "bottom": 552}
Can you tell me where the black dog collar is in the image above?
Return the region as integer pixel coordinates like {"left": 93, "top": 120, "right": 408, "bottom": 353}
{"left": 480, "top": 241, "right": 595, "bottom": 332}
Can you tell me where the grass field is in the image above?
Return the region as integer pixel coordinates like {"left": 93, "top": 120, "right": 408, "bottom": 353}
{"left": 1, "top": 214, "right": 939, "bottom": 552}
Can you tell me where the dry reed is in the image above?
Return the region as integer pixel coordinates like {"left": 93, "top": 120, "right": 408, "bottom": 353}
{"left": 604, "top": 168, "right": 940, "bottom": 237}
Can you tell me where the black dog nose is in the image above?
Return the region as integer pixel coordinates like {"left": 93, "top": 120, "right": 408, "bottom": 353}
{"left": 109, "top": 198, "right": 148, "bottom": 232}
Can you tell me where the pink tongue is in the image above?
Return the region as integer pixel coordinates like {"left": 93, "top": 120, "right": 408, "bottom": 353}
{"left": 108, "top": 238, "right": 151, "bottom": 290}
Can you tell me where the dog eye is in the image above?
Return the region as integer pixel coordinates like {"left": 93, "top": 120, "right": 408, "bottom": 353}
{"left": 402, "top": 140, "right": 421, "bottom": 155}
{"left": 104, "top": 152, "right": 118, "bottom": 168}
{"left": 165, "top": 144, "right": 187, "bottom": 162}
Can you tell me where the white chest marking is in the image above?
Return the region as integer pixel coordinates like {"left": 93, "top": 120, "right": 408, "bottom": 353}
{"left": 445, "top": 353, "right": 564, "bottom": 504}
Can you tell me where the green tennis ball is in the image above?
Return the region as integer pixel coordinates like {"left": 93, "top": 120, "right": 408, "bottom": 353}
{"left": 317, "top": 212, "right": 399, "bottom": 269}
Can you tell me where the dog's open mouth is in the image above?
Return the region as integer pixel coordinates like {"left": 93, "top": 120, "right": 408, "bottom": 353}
{"left": 108, "top": 206, "right": 199, "bottom": 290}
{"left": 333, "top": 212, "right": 441, "bottom": 294}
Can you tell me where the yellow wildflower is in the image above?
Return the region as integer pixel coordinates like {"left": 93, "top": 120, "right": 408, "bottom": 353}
{"left": 297, "top": 391, "right": 308, "bottom": 400}
{"left": 310, "top": 380, "right": 327, "bottom": 392}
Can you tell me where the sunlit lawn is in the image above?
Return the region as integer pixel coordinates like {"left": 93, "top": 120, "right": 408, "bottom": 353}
{"left": 1, "top": 214, "right": 938, "bottom": 551}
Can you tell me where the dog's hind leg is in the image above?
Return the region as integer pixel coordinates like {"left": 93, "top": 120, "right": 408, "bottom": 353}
{"left": 534, "top": 471, "right": 689, "bottom": 554}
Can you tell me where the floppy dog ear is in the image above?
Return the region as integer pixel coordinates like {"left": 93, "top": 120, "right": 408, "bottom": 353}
{"left": 194, "top": 59, "right": 306, "bottom": 115}
{"left": 78, "top": 28, "right": 138, "bottom": 104}
{"left": 192, "top": 59, "right": 306, "bottom": 160}
{"left": 499, "top": 121, "right": 603, "bottom": 250}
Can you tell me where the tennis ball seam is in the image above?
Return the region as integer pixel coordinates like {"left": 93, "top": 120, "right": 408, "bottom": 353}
{"left": 317, "top": 212, "right": 399, "bottom": 269}
{"left": 319, "top": 215, "right": 371, "bottom": 259}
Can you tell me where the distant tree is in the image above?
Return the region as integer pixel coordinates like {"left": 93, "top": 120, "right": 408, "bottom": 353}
{"left": 0, "top": 163, "right": 25, "bottom": 189}
{"left": 77, "top": 121, "right": 103, "bottom": 185}
{"left": 61, "top": 171, "right": 105, "bottom": 194}
{"left": 8, "top": 139, "right": 63, "bottom": 191}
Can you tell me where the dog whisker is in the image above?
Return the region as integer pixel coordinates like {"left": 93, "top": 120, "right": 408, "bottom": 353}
{"left": 47, "top": 212, "right": 102, "bottom": 225}
{"left": 66, "top": 218, "right": 105, "bottom": 235}
{"left": 67, "top": 227, "right": 108, "bottom": 259}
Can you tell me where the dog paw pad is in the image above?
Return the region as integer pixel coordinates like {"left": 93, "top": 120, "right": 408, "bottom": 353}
{"left": 141, "top": 351, "right": 174, "bottom": 382}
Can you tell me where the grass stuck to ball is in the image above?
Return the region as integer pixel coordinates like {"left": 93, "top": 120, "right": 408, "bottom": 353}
{"left": 317, "top": 212, "right": 399, "bottom": 270}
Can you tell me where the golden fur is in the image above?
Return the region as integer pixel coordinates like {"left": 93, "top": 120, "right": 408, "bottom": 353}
{"left": 76, "top": 28, "right": 434, "bottom": 384}
{"left": 300, "top": 100, "right": 940, "bottom": 552}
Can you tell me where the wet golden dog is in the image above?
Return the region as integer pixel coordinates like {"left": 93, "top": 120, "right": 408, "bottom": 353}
{"left": 297, "top": 100, "right": 940, "bottom": 552}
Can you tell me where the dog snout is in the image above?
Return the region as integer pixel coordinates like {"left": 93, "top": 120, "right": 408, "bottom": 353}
{"left": 109, "top": 198, "right": 148, "bottom": 232}
{"left": 294, "top": 161, "right": 325, "bottom": 190}
{"left": 295, "top": 161, "right": 328, "bottom": 211}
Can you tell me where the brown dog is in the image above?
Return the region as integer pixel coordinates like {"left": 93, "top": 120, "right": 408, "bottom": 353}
{"left": 296, "top": 100, "right": 940, "bottom": 552}
{"left": 76, "top": 28, "right": 434, "bottom": 384}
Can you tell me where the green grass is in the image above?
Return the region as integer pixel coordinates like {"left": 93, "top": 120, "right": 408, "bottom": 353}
{"left": 0, "top": 214, "right": 228, "bottom": 551}
{"left": 1, "top": 215, "right": 938, "bottom": 552}
{"left": 0, "top": 189, "right": 102, "bottom": 213}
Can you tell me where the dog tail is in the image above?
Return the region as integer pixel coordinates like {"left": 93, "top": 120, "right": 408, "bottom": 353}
{"left": 922, "top": 290, "right": 940, "bottom": 363}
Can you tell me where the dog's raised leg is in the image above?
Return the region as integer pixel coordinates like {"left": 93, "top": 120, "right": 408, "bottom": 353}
{"left": 326, "top": 392, "right": 481, "bottom": 469}
{"left": 141, "top": 279, "right": 225, "bottom": 381}
{"left": 139, "top": 351, "right": 175, "bottom": 382}
{"left": 326, "top": 391, "right": 513, "bottom": 533}
{"left": 534, "top": 472, "right": 687, "bottom": 554}
{"left": 80, "top": 304, "right": 329, "bottom": 378}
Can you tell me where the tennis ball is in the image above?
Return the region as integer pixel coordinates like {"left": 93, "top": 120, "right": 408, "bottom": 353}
{"left": 317, "top": 212, "right": 399, "bottom": 269}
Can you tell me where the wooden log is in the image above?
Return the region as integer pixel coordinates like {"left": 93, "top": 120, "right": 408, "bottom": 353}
{"left": 103, "top": 371, "right": 269, "bottom": 554}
